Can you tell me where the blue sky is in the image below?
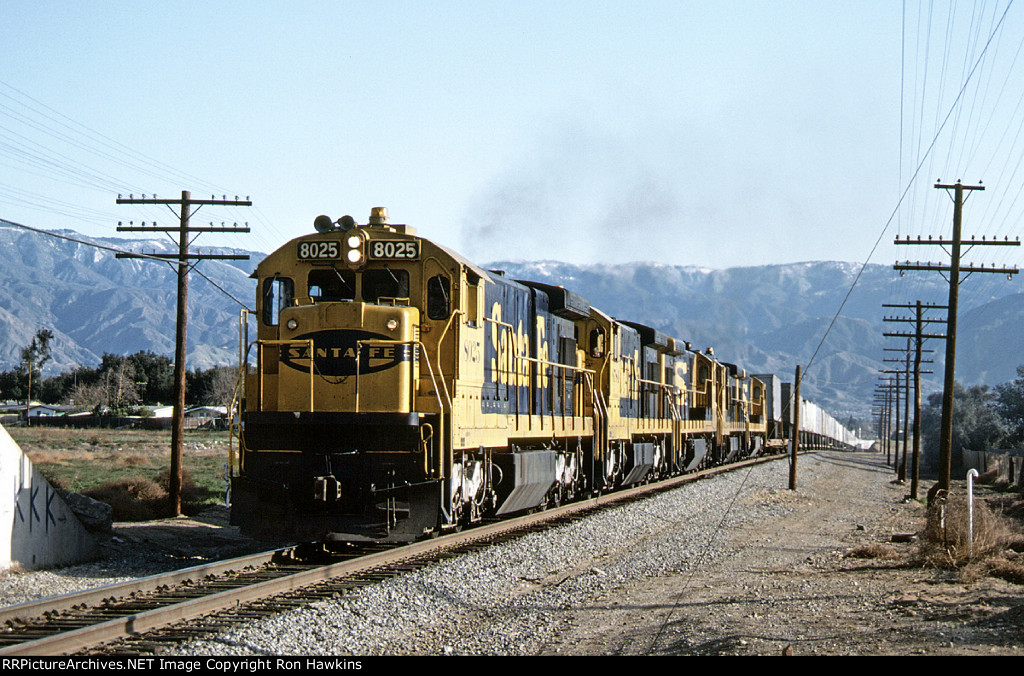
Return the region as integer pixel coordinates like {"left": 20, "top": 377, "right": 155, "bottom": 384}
{"left": 3, "top": 1, "right": 1023, "bottom": 271}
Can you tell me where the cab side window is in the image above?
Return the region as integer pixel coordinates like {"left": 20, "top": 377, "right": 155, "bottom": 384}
{"left": 427, "top": 274, "right": 451, "bottom": 320}
{"left": 262, "top": 277, "right": 294, "bottom": 326}
{"left": 589, "top": 328, "right": 605, "bottom": 358}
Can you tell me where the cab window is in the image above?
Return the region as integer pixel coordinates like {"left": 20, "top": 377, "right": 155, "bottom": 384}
{"left": 427, "top": 274, "right": 451, "bottom": 320}
{"left": 262, "top": 277, "right": 294, "bottom": 326}
{"left": 589, "top": 328, "right": 605, "bottom": 358}
{"left": 362, "top": 268, "right": 409, "bottom": 303}
{"left": 309, "top": 268, "right": 355, "bottom": 302}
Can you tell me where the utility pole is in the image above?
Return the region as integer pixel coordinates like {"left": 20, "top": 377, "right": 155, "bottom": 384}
{"left": 896, "top": 181, "right": 1018, "bottom": 500}
{"left": 116, "top": 191, "right": 251, "bottom": 516}
{"left": 880, "top": 361, "right": 904, "bottom": 477}
{"left": 790, "top": 365, "right": 801, "bottom": 490}
{"left": 883, "top": 301, "right": 940, "bottom": 500}
{"left": 874, "top": 379, "right": 894, "bottom": 464}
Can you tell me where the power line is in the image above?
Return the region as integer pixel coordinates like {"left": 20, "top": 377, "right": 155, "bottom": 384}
{"left": 802, "top": 1, "right": 1015, "bottom": 383}
{"left": 0, "top": 215, "right": 252, "bottom": 310}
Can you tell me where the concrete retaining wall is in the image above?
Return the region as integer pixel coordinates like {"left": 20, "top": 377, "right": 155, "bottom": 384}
{"left": 0, "top": 424, "right": 97, "bottom": 571}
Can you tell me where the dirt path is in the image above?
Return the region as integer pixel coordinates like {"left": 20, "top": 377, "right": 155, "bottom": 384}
{"left": 534, "top": 451, "right": 1024, "bottom": 656}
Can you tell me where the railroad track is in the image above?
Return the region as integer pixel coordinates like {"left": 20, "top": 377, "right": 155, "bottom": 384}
{"left": 0, "top": 452, "right": 784, "bottom": 656}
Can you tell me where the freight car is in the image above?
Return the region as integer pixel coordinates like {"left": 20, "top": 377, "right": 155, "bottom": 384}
{"left": 229, "top": 208, "right": 851, "bottom": 543}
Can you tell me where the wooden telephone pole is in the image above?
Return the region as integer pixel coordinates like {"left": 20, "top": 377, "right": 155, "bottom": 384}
{"left": 895, "top": 181, "right": 1018, "bottom": 500}
{"left": 117, "top": 191, "right": 251, "bottom": 516}
{"left": 883, "top": 302, "right": 939, "bottom": 499}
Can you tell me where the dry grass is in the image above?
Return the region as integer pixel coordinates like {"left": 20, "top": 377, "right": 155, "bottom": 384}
{"left": 978, "top": 468, "right": 1001, "bottom": 485}
{"left": 846, "top": 543, "right": 900, "bottom": 560}
{"left": 79, "top": 468, "right": 206, "bottom": 521}
{"left": 918, "top": 493, "right": 1015, "bottom": 569}
{"left": 83, "top": 476, "right": 170, "bottom": 521}
{"left": 152, "top": 467, "right": 203, "bottom": 508}
{"left": 959, "top": 557, "right": 1024, "bottom": 584}
{"left": 10, "top": 427, "right": 228, "bottom": 517}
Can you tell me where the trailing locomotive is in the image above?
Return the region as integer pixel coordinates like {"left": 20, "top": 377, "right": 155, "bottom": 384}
{"left": 229, "top": 208, "right": 851, "bottom": 543}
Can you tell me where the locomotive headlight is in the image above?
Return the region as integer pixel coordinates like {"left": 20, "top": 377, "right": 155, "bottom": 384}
{"left": 345, "top": 234, "right": 364, "bottom": 264}
{"left": 386, "top": 318, "right": 399, "bottom": 331}
{"left": 286, "top": 318, "right": 298, "bottom": 331}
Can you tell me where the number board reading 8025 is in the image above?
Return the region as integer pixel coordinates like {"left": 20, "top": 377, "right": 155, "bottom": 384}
{"left": 368, "top": 240, "right": 420, "bottom": 260}
{"left": 297, "top": 241, "right": 340, "bottom": 260}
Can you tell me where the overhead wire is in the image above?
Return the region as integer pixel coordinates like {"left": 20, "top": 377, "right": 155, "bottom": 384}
{"left": 802, "top": 0, "right": 1017, "bottom": 386}
{"left": 0, "top": 216, "right": 252, "bottom": 311}
{"left": 0, "top": 78, "right": 266, "bottom": 259}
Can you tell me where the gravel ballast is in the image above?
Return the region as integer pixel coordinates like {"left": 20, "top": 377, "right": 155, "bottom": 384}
{"left": 7, "top": 450, "right": 1021, "bottom": 656}
{"left": 168, "top": 453, "right": 888, "bottom": 656}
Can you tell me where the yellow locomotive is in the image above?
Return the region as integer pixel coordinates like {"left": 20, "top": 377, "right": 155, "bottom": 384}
{"left": 231, "top": 208, "right": 769, "bottom": 542}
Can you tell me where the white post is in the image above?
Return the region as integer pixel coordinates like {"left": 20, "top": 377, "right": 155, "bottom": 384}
{"left": 967, "top": 468, "right": 979, "bottom": 558}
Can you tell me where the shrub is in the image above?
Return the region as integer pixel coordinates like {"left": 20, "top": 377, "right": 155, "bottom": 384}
{"left": 919, "top": 492, "right": 1012, "bottom": 568}
{"left": 83, "top": 476, "right": 169, "bottom": 521}
{"left": 152, "top": 467, "right": 208, "bottom": 516}
{"left": 978, "top": 468, "right": 1000, "bottom": 485}
{"left": 846, "top": 543, "right": 899, "bottom": 559}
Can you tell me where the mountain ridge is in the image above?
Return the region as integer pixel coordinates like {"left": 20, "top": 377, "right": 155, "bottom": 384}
{"left": 2, "top": 225, "right": 1020, "bottom": 423}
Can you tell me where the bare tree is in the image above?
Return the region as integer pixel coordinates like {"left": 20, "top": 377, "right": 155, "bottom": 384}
{"left": 206, "top": 365, "right": 239, "bottom": 408}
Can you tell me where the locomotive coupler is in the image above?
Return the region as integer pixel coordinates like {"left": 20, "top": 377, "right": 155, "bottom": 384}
{"left": 313, "top": 475, "right": 342, "bottom": 502}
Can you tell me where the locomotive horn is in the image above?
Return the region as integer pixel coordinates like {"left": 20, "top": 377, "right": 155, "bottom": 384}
{"left": 314, "top": 214, "right": 334, "bottom": 233}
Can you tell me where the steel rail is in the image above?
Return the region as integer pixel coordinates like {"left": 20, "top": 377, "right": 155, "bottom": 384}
{"left": 1, "top": 451, "right": 790, "bottom": 656}
{"left": 0, "top": 549, "right": 285, "bottom": 628}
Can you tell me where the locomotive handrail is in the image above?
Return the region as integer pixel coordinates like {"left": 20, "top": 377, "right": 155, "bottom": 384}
{"left": 518, "top": 355, "right": 593, "bottom": 432}
{"left": 435, "top": 307, "right": 463, "bottom": 405}
{"left": 230, "top": 308, "right": 253, "bottom": 477}
{"left": 353, "top": 337, "right": 449, "bottom": 485}
{"left": 484, "top": 317, "right": 521, "bottom": 421}
{"left": 483, "top": 315, "right": 595, "bottom": 433}
{"left": 352, "top": 338, "right": 449, "bottom": 415}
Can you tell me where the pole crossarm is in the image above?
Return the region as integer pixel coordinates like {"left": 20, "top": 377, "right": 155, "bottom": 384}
{"left": 891, "top": 180, "right": 1020, "bottom": 498}
{"left": 894, "top": 262, "right": 1018, "bottom": 275}
{"left": 883, "top": 315, "right": 947, "bottom": 324}
{"left": 882, "top": 303, "right": 949, "bottom": 309}
{"left": 116, "top": 189, "right": 252, "bottom": 517}
{"left": 895, "top": 235, "right": 1020, "bottom": 246}
{"left": 117, "top": 194, "right": 252, "bottom": 207}
{"left": 883, "top": 331, "right": 946, "bottom": 339}
{"left": 115, "top": 252, "right": 250, "bottom": 261}
{"left": 116, "top": 225, "right": 251, "bottom": 233}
